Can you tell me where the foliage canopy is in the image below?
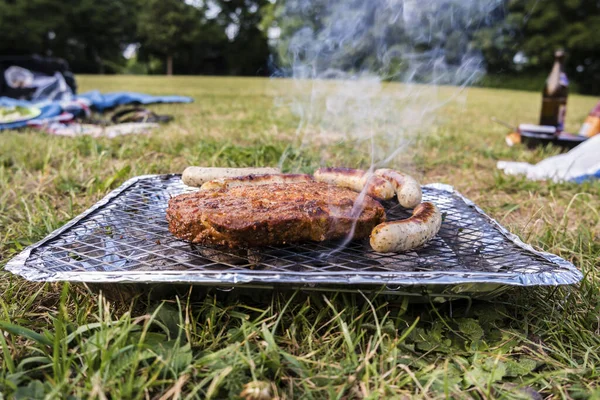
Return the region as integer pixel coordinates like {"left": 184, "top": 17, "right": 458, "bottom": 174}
{"left": 0, "top": 0, "right": 598, "bottom": 93}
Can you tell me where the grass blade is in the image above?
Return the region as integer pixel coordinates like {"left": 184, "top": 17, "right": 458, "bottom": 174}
{"left": 0, "top": 322, "right": 52, "bottom": 347}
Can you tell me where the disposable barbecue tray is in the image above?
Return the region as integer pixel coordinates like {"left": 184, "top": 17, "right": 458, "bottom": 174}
{"left": 6, "top": 174, "right": 582, "bottom": 301}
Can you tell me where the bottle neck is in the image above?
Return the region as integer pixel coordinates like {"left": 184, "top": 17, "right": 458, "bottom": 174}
{"left": 546, "top": 60, "right": 563, "bottom": 95}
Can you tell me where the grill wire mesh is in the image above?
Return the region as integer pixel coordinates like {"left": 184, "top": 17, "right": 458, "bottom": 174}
{"left": 7, "top": 175, "right": 581, "bottom": 295}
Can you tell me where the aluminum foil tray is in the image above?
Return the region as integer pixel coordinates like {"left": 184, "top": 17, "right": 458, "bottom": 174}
{"left": 5, "top": 174, "right": 582, "bottom": 300}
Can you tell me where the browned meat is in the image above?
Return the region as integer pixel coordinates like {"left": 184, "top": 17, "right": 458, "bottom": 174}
{"left": 166, "top": 181, "right": 386, "bottom": 247}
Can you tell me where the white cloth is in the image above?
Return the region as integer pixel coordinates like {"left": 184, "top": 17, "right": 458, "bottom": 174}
{"left": 497, "top": 134, "right": 600, "bottom": 182}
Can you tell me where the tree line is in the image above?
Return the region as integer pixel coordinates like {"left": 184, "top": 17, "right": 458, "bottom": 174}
{"left": 0, "top": 0, "right": 271, "bottom": 76}
{"left": 1, "top": 0, "right": 598, "bottom": 94}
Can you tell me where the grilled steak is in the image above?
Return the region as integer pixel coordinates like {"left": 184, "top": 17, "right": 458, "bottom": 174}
{"left": 166, "top": 181, "right": 386, "bottom": 247}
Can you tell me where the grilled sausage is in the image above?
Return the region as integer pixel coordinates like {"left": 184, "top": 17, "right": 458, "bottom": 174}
{"left": 200, "top": 173, "right": 314, "bottom": 190}
{"left": 182, "top": 167, "right": 281, "bottom": 187}
{"left": 313, "top": 167, "right": 395, "bottom": 200}
{"left": 374, "top": 169, "right": 422, "bottom": 208}
{"left": 370, "top": 202, "right": 441, "bottom": 253}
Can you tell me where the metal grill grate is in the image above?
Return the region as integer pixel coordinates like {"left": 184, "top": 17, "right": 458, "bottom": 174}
{"left": 6, "top": 175, "right": 581, "bottom": 292}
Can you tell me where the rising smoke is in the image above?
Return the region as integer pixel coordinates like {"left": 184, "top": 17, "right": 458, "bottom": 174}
{"left": 274, "top": 0, "right": 504, "bottom": 170}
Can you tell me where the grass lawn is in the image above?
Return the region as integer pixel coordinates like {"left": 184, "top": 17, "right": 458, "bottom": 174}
{"left": 1, "top": 75, "right": 599, "bottom": 399}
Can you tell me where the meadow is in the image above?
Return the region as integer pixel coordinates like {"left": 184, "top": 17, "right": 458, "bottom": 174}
{"left": 1, "top": 75, "right": 599, "bottom": 399}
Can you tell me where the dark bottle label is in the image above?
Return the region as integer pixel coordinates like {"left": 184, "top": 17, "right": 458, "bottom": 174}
{"left": 558, "top": 104, "right": 566, "bottom": 131}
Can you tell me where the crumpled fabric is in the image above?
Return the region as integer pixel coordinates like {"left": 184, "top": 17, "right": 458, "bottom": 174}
{"left": 28, "top": 120, "right": 159, "bottom": 138}
{"left": 4, "top": 66, "right": 74, "bottom": 102}
{"left": 0, "top": 91, "right": 193, "bottom": 131}
{"left": 497, "top": 134, "right": 600, "bottom": 183}
{"left": 77, "top": 90, "right": 192, "bottom": 112}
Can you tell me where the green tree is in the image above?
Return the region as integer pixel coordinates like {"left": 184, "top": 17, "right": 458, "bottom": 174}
{"left": 215, "top": 0, "right": 271, "bottom": 76}
{"left": 475, "top": 0, "right": 600, "bottom": 94}
{"left": 0, "top": 0, "right": 137, "bottom": 73}
{"left": 137, "top": 0, "right": 202, "bottom": 75}
{"left": 0, "top": 0, "right": 66, "bottom": 55}
{"left": 139, "top": 0, "right": 271, "bottom": 77}
{"left": 60, "top": 0, "right": 138, "bottom": 73}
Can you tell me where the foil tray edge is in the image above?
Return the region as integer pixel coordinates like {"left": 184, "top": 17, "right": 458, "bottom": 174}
{"left": 4, "top": 175, "right": 583, "bottom": 289}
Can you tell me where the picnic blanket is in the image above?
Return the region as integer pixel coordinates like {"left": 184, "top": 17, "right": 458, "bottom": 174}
{"left": 0, "top": 91, "right": 193, "bottom": 131}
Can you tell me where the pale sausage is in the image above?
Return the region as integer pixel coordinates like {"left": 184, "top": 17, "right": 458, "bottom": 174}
{"left": 374, "top": 168, "right": 422, "bottom": 208}
{"left": 200, "top": 173, "right": 313, "bottom": 190}
{"left": 370, "top": 202, "right": 441, "bottom": 253}
{"left": 182, "top": 167, "right": 280, "bottom": 187}
{"left": 313, "top": 167, "right": 395, "bottom": 200}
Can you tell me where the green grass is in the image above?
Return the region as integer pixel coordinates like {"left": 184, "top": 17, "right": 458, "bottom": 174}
{"left": 1, "top": 75, "right": 599, "bottom": 399}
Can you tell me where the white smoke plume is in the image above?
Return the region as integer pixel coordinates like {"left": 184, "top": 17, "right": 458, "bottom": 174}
{"left": 274, "top": 0, "right": 504, "bottom": 170}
